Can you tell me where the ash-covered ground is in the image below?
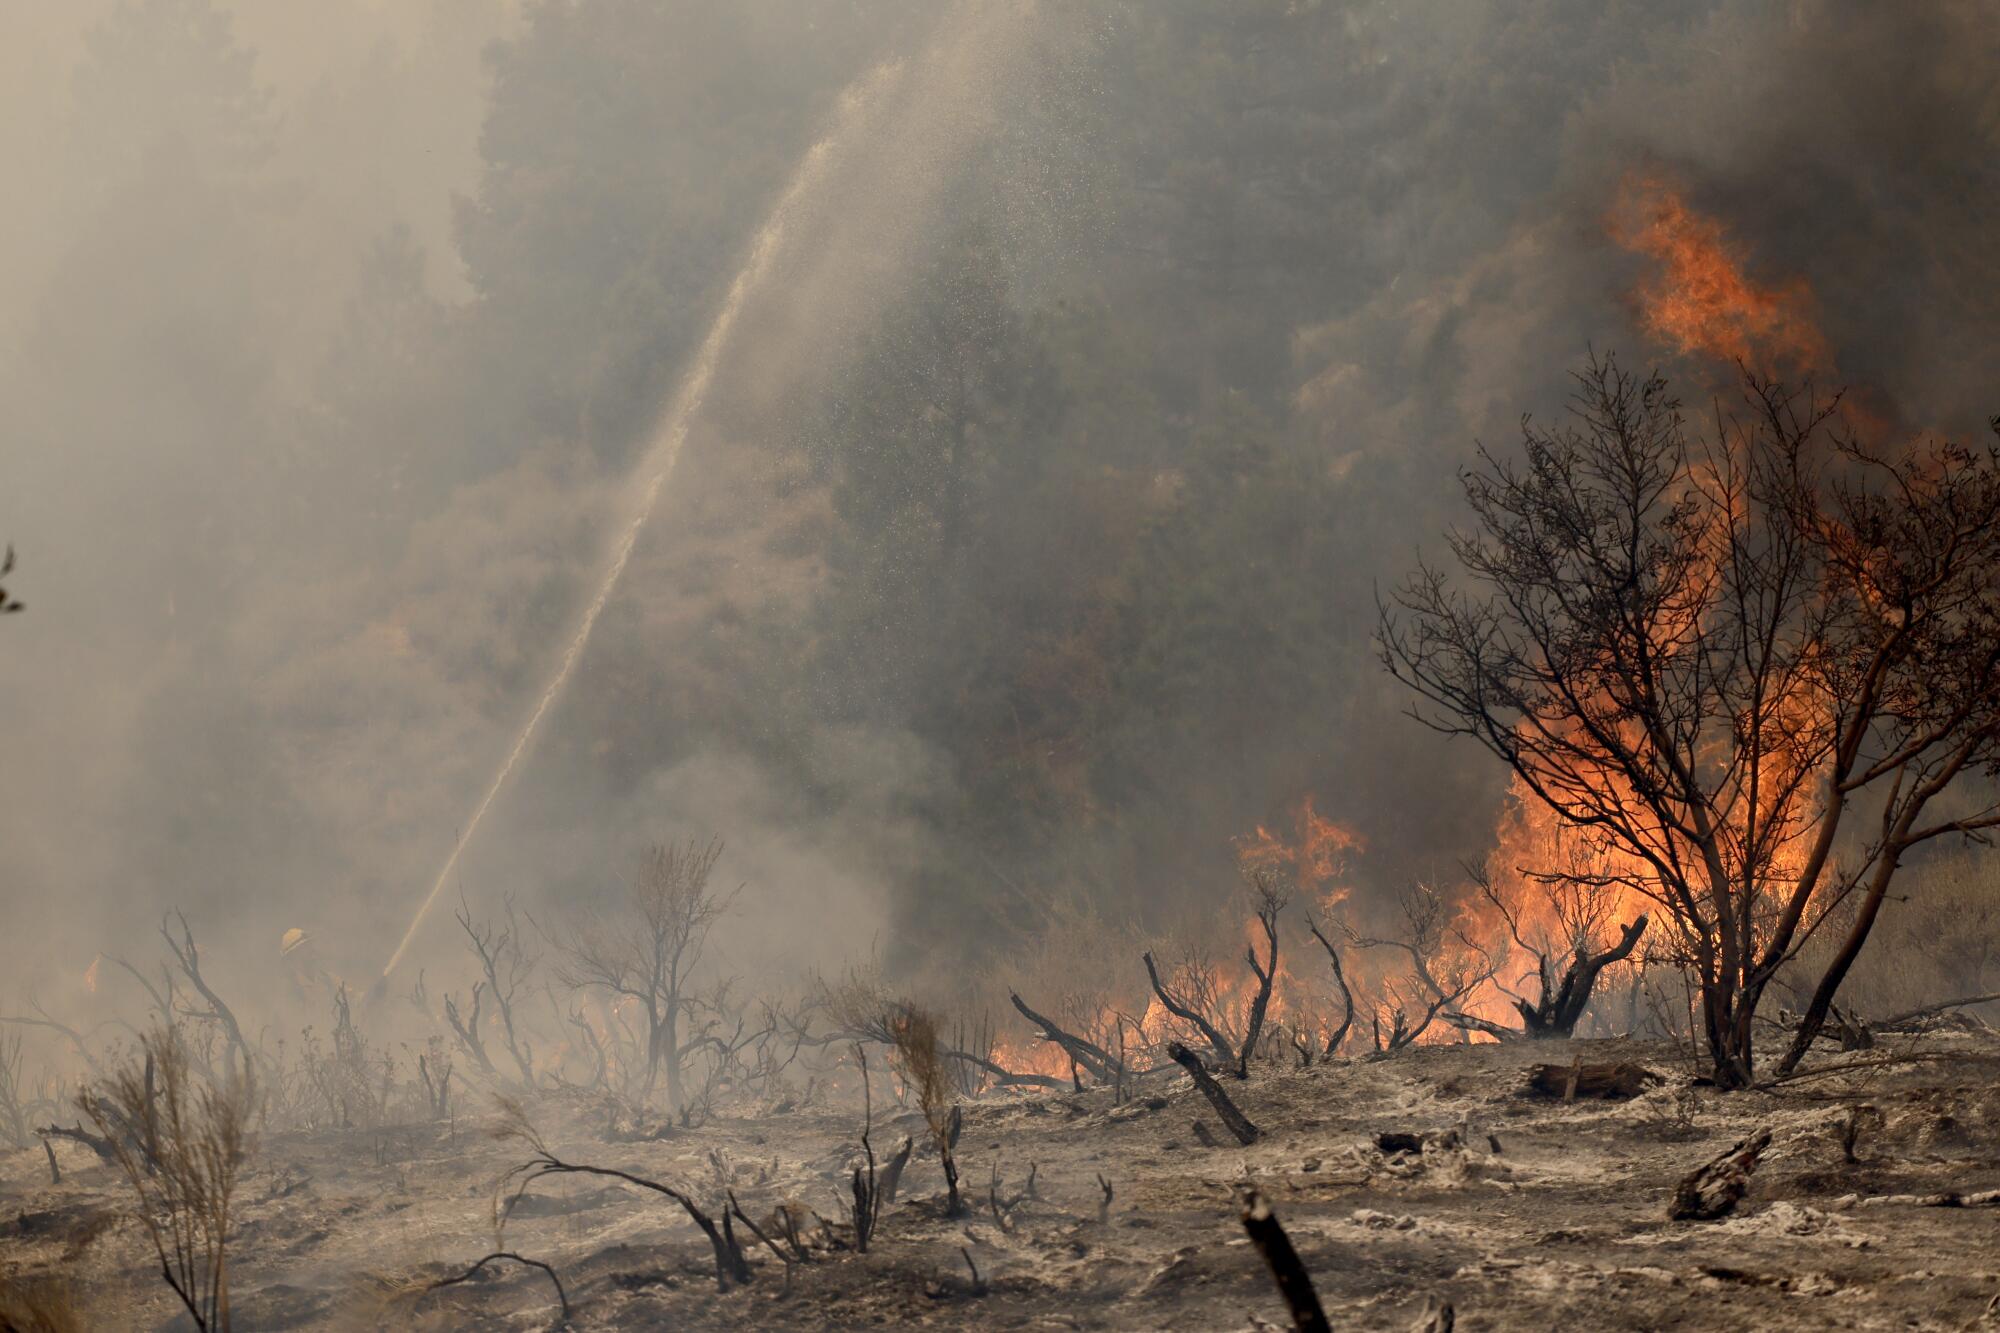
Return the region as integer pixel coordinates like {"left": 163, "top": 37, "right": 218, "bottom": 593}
{"left": 7, "top": 1031, "right": 1999, "bottom": 1330}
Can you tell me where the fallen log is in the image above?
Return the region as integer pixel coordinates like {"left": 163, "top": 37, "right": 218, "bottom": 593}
{"left": 1669, "top": 1128, "right": 1771, "bottom": 1221}
{"left": 36, "top": 1123, "right": 116, "bottom": 1165}
{"left": 1873, "top": 992, "right": 2000, "bottom": 1033}
{"left": 1521, "top": 1061, "right": 1660, "bottom": 1101}
{"left": 1167, "top": 1043, "right": 1259, "bottom": 1145}
{"left": 1843, "top": 1188, "right": 2000, "bottom": 1209}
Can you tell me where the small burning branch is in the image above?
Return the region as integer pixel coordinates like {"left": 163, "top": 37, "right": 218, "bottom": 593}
{"left": 1166, "top": 1042, "right": 1260, "bottom": 1145}
{"left": 1142, "top": 949, "right": 1236, "bottom": 1069}
{"left": 493, "top": 1100, "right": 751, "bottom": 1292}
{"left": 426, "top": 1251, "right": 569, "bottom": 1323}
{"left": 1238, "top": 1188, "right": 1329, "bottom": 1333}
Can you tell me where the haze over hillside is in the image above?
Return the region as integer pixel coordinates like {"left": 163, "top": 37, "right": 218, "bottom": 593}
{"left": 4, "top": 0, "right": 1997, "bottom": 1010}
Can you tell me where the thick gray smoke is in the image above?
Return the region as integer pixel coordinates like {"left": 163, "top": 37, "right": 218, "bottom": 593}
{"left": 2, "top": 0, "right": 1995, "bottom": 1017}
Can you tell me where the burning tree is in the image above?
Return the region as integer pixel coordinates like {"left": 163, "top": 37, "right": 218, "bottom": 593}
{"left": 1380, "top": 355, "right": 2000, "bottom": 1086}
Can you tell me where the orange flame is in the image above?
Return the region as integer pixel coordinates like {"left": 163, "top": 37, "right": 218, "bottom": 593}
{"left": 1234, "top": 795, "right": 1363, "bottom": 905}
{"left": 1609, "top": 172, "right": 1829, "bottom": 375}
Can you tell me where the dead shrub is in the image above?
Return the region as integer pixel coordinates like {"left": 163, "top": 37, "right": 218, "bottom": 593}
{"left": 890, "top": 1007, "right": 964, "bottom": 1217}
{"left": 80, "top": 1027, "right": 255, "bottom": 1333}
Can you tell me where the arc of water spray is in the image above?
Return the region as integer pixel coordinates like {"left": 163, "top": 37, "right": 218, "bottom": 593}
{"left": 380, "top": 71, "right": 896, "bottom": 979}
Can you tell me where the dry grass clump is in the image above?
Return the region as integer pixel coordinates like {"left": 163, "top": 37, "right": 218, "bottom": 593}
{"left": 80, "top": 1027, "right": 255, "bottom": 1333}
{"left": 0, "top": 1275, "right": 87, "bottom": 1333}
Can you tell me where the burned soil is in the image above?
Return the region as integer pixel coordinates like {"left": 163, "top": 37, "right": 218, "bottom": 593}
{"left": 7, "top": 1032, "right": 1999, "bottom": 1330}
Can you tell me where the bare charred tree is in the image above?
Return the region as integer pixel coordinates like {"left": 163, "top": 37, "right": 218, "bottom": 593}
{"left": 559, "top": 999, "right": 609, "bottom": 1092}
{"left": 452, "top": 890, "right": 538, "bottom": 1088}
{"left": 1458, "top": 862, "right": 1649, "bottom": 1039}
{"left": 1380, "top": 357, "right": 2000, "bottom": 1085}
{"left": 1238, "top": 1188, "right": 1329, "bottom": 1333}
{"left": 0, "top": 1033, "right": 45, "bottom": 1150}
{"left": 415, "top": 1039, "right": 453, "bottom": 1121}
{"left": 160, "top": 912, "right": 249, "bottom": 1076}
{"left": 426, "top": 1251, "right": 569, "bottom": 1323}
{"left": 1302, "top": 911, "right": 1356, "bottom": 1056}
{"left": 441, "top": 982, "right": 497, "bottom": 1082}
{"left": 1142, "top": 945, "right": 1236, "bottom": 1069}
{"left": 847, "top": 1044, "right": 883, "bottom": 1252}
{"left": 1348, "top": 881, "right": 1495, "bottom": 1051}
{"left": 555, "top": 837, "right": 732, "bottom": 1117}
{"left": 1166, "top": 1042, "right": 1261, "bottom": 1144}
{"left": 675, "top": 980, "right": 774, "bottom": 1127}
{"left": 1006, "top": 992, "right": 1118, "bottom": 1085}
{"left": 1238, "top": 873, "right": 1285, "bottom": 1077}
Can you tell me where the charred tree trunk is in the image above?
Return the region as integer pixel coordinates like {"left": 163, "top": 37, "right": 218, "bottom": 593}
{"left": 1166, "top": 1042, "right": 1259, "bottom": 1145}
{"left": 1514, "top": 915, "right": 1648, "bottom": 1038}
{"left": 1305, "top": 917, "right": 1355, "bottom": 1055}
{"left": 1238, "top": 902, "right": 1280, "bottom": 1079}
{"left": 1777, "top": 855, "right": 1898, "bottom": 1076}
{"left": 1669, "top": 1128, "right": 1771, "bottom": 1220}
{"left": 661, "top": 1005, "right": 684, "bottom": 1119}
{"left": 1238, "top": 1188, "right": 1329, "bottom": 1333}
